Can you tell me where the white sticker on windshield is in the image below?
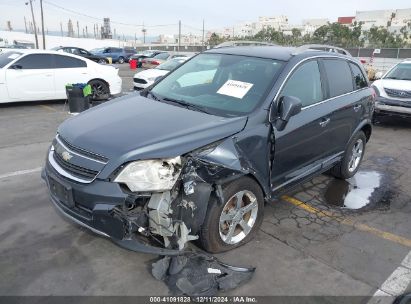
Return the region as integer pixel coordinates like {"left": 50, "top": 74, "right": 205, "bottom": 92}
{"left": 8, "top": 54, "right": 20, "bottom": 59}
{"left": 217, "top": 80, "right": 253, "bottom": 99}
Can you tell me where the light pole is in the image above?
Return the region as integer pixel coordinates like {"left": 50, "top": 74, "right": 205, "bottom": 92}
{"left": 25, "top": 0, "right": 39, "bottom": 48}
{"left": 40, "top": 0, "right": 45, "bottom": 49}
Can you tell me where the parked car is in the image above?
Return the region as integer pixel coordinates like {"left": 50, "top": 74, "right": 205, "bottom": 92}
{"left": 372, "top": 59, "right": 411, "bottom": 121}
{"left": 141, "top": 52, "right": 188, "bottom": 69}
{"left": 90, "top": 47, "right": 128, "bottom": 64}
{"left": 51, "top": 46, "right": 109, "bottom": 64}
{"left": 133, "top": 57, "right": 189, "bottom": 90}
{"left": 0, "top": 50, "right": 122, "bottom": 103}
{"left": 129, "top": 50, "right": 167, "bottom": 68}
{"left": 42, "top": 45, "right": 374, "bottom": 255}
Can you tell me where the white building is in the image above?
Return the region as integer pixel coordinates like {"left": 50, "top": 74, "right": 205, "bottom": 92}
{"left": 354, "top": 10, "right": 395, "bottom": 30}
{"left": 301, "top": 19, "right": 329, "bottom": 35}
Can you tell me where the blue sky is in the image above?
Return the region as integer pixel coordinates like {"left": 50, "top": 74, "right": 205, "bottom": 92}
{"left": 1, "top": 0, "right": 410, "bottom": 37}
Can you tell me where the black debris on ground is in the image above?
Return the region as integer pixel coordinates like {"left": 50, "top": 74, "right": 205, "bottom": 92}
{"left": 152, "top": 252, "right": 255, "bottom": 296}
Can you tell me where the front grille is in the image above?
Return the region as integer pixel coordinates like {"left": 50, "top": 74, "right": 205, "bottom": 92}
{"left": 133, "top": 78, "right": 147, "bottom": 84}
{"left": 53, "top": 151, "right": 98, "bottom": 180}
{"left": 384, "top": 88, "right": 411, "bottom": 99}
{"left": 58, "top": 135, "right": 108, "bottom": 163}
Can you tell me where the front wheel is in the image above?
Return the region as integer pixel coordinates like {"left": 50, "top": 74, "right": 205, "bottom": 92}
{"left": 98, "top": 58, "right": 107, "bottom": 64}
{"left": 117, "top": 57, "right": 125, "bottom": 64}
{"left": 89, "top": 80, "right": 110, "bottom": 101}
{"left": 199, "top": 176, "right": 264, "bottom": 253}
{"left": 330, "top": 131, "right": 366, "bottom": 179}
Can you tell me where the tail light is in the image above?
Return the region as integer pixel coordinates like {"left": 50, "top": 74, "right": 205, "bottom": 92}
{"left": 151, "top": 61, "right": 160, "bottom": 65}
{"left": 141, "top": 60, "right": 146, "bottom": 64}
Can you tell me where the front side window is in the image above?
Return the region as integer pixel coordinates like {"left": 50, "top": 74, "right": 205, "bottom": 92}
{"left": 54, "top": 55, "right": 87, "bottom": 68}
{"left": 384, "top": 63, "right": 411, "bottom": 81}
{"left": 280, "top": 60, "right": 323, "bottom": 107}
{"left": 13, "top": 54, "right": 53, "bottom": 69}
{"left": 151, "top": 53, "right": 284, "bottom": 116}
{"left": 349, "top": 62, "right": 368, "bottom": 90}
{"left": 323, "top": 59, "right": 354, "bottom": 97}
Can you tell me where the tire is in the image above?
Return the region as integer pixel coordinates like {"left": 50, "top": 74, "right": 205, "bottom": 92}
{"left": 117, "top": 57, "right": 125, "bottom": 64}
{"left": 330, "top": 131, "right": 366, "bottom": 179}
{"left": 89, "top": 79, "right": 110, "bottom": 101}
{"left": 97, "top": 58, "right": 107, "bottom": 64}
{"left": 199, "top": 176, "right": 264, "bottom": 253}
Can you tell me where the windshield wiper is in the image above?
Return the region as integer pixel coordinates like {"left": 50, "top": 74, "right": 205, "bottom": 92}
{"left": 147, "top": 91, "right": 161, "bottom": 101}
{"left": 161, "top": 97, "right": 212, "bottom": 114}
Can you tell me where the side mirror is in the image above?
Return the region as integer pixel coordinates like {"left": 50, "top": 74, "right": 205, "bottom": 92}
{"left": 375, "top": 71, "right": 383, "bottom": 80}
{"left": 270, "top": 96, "right": 302, "bottom": 131}
{"left": 10, "top": 64, "right": 22, "bottom": 70}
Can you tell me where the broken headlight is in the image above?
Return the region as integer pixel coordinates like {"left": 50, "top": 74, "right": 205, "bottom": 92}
{"left": 114, "top": 157, "right": 182, "bottom": 192}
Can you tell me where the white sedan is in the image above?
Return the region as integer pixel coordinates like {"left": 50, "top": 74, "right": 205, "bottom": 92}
{"left": 133, "top": 57, "right": 189, "bottom": 90}
{"left": 0, "top": 49, "right": 122, "bottom": 103}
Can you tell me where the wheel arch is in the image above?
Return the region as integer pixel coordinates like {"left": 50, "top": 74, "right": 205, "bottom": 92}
{"left": 88, "top": 78, "right": 111, "bottom": 93}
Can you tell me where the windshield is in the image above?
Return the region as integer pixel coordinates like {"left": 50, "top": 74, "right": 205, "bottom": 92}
{"left": 156, "top": 58, "right": 187, "bottom": 71}
{"left": 384, "top": 63, "right": 411, "bottom": 81}
{"left": 90, "top": 48, "right": 104, "bottom": 53}
{"left": 0, "top": 51, "right": 22, "bottom": 68}
{"left": 150, "top": 53, "right": 284, "bottom": 116}
{"left": 153, "top": 53, "right": 169, "bottom": 60}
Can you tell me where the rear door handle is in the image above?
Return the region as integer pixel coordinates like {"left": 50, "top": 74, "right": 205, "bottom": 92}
{"left": 319, "top": 118, "right": 330, "bottom": 127}
{"left": 353, "top": 104, "right": 362, "bottom": 112}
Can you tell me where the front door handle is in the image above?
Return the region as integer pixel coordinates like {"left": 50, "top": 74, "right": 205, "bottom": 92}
{"left": 353, "top": 104, "right": 362, "bottom": 112}
{"left": 319, "top": 118, "right": 330, "bottom": 127}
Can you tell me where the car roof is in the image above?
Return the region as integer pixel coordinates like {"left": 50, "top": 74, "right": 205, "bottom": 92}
{"left": 204, "top": 45, "right": 350, "bottom": 62}
{"left": 3, "top": 49, "right": 97, "bottom": 62}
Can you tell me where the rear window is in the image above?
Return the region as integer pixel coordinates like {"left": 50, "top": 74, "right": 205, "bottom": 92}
{"left": 322, "top": 59, "right": 354, "bottom": 97}
{"left": 349, "top": 62, "right": 368, "bottom": 90}
{"left": 0, "top": 51, "right": 22, "bottom": 68}
{"left": 54, "top": 55, "right": 87, "bottom": 68}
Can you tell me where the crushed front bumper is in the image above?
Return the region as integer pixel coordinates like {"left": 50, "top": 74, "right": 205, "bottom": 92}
{"left": 42, "top": 160, "right": 184, "bottom": 255}
{"left": 375, "top": 97, "right": 411, "bottom": 119}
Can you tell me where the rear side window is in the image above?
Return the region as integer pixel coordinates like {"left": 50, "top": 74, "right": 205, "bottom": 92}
{"left": 280, "top": 60, "right": 323, "bottom": 107}
{"left": 323, "top": 59, "right": 354, "bottom": 97}
{"left": 14, "top": 54, "right": 54, "bottom": 69}
{"left": 54, "top": 55, "right": 87, "bottom": 68}
{"left": 349, "top": 63, "right": 367, "bottom": 90}
{"left": 154, "top": 53, "right": 170, "bottom": 60}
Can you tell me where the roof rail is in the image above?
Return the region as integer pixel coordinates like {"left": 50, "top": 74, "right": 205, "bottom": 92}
{"left": 213, "top": 41, "right": 277, "bottom": 49}
{"left": 293, "top": 44, "right": 352, "bottom": 56}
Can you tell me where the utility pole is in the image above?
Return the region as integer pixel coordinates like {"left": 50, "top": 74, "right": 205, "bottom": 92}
{"left": 40, "top": 0, "right": 45, "bottom": 49}
{"left": 202, "top": 19, "right": 205, "bottom": 50}
{"left": 60, "top": 22, "right": 63, "bottom": 36}
{"left": 26, "top": 0, "right": 39, "bottom": 48}
{"left": 24, "top": 17, "right": 28, "bottom": 33}
{"left": 142, "top": 22, "right": 146, "bottom": 44}
{"left": 76, "top": 21, "right": 79, "bottom": 38}
{"left": 178, "top": 20, "right": 181, "bottom": 52}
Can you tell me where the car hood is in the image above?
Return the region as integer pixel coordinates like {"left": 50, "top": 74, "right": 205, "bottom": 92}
{"left": 134, "top": 69, "right": 169, "bottom": 79}
{"left": 58, "top": 95, "right": 247, "bottom": 162}
{"left": 376, "top": 79, "right": 411, "bottom": 90}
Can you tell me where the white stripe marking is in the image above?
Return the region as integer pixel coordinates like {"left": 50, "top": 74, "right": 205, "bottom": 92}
{"left": 0, "top": 167, "right": 42, "bottom": 179}
{"left": 368, "top": 250, "right": 411, "bottom": 303}
{"left": 402, "top": 251, "right": 411, "bottom": 269}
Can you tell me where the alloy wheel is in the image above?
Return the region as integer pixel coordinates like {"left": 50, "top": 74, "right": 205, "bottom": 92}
{"left": 348, "top": 139, "right": 364, "bottom": 172}
{"left": 219, "top": 190, "right": 258, "bottom": 245}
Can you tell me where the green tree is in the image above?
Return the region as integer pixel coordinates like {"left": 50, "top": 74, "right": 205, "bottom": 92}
{"left": 364, "top": 26, "right": 404, "bottom": 48}
{"left": 208, "top": 32, "right": 226, "bottom": 46}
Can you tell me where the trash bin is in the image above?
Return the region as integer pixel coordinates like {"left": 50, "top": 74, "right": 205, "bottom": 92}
{"left": 65, "top": 83, "right": 92, "bottom": 114}
{"left": 129, "top": 59, "right": 137, "bottom": 69}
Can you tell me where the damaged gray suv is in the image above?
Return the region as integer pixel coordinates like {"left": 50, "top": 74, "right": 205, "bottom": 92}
{"left": 42, "top": 45, "right": 374, "bottom": 254}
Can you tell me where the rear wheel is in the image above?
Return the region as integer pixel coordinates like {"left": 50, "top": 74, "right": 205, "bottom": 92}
{"left": 89, "top": 79, "right": 110, "bottom": 100}
{"left": 330, "top": 131, "right": 366, "bottom": 179}
{"left": 199, "top": 176, "right": 264, "bottom": 253}
{"left": 118, "top": 57, "right": 125, "bottom": 64}
{"left": 97, "top": 58, "right": 107, "bottom": 64}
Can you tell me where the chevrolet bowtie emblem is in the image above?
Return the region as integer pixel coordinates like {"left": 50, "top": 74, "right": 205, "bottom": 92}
{"left": 61, "top": 151, "right": 73, "bottom": 161}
